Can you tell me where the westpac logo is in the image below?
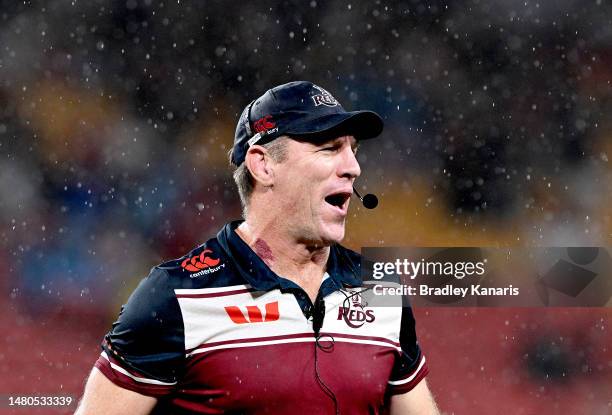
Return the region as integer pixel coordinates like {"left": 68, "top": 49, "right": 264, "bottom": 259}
{"left": 337, "top": 292, "right": 375, "bottom": 328}
{"left": 224, "top": 301, "right": 280, "bottom": 324}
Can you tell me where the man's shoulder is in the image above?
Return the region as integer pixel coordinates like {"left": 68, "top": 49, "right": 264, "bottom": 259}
{"left": 149, "top": 235, "right": 243, "bottom": 290}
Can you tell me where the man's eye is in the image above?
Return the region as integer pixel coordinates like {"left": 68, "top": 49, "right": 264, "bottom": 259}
{"left": 321, "top": 146, "right": 338, "bottom": 152}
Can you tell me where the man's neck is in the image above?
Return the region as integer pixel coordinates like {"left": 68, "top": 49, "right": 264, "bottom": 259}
{"left": 235, "top": 219, "right": 329, "bottom": 302}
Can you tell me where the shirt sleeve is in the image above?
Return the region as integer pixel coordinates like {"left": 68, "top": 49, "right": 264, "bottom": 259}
{"left": 94, "top": 267, "right": 185, "bottom": 397}
{"left": 387, "top": 305, "right": 429, "bottom": 395}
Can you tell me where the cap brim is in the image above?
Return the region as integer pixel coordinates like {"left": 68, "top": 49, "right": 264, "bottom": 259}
{"left": 286, "top": 110, "right": 383, "bottom": 141}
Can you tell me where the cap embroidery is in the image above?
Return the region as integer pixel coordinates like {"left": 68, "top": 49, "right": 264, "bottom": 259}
{"left": 311, "top": 84, "right": 339, "bottom": 107}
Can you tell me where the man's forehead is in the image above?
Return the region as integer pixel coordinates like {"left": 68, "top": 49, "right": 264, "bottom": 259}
{"left": 329, "top": 135, "right": 358, "bottom": 145}
{"left": 290, "top": 135, "right": 358, "bottom": 147}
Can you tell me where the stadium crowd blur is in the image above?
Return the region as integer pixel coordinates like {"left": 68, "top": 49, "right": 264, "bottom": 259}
{"left": 1, "top": 1, "right": 610, "bottom": 413}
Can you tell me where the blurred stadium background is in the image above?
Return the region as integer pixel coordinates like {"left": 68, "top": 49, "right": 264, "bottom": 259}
{"left": 0, "top": 1, "right": 610, "bottom": 413}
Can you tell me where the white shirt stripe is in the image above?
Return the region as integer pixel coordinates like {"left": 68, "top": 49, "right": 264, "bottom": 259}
{"left": 387, "top": 355, "right": 426, "bottom": 386}
{"left": 188, "top": 336, "right": 402, "bottom": 357}
{"left": 174, "top": 284, "right": 252, "bottom": 295}
{"left": 100, "top": 351, "right": 177, "bottom": 386}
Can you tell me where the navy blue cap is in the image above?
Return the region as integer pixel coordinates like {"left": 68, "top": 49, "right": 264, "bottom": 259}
{"left": 231, "top": 81, "right": 384, "bottom": 166}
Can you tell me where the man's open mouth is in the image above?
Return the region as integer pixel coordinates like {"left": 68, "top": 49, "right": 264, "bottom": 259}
{"left": 324, "top": 192, "right": 352, "bottom": 211}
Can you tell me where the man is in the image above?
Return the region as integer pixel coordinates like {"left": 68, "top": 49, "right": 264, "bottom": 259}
{"left": 76, "top": 81, "right": 439, "bottom": 414}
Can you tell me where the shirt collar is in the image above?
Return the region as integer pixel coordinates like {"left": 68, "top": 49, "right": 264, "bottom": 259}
{"left": 216, "top": 220, "right": 362, "bottom": 292}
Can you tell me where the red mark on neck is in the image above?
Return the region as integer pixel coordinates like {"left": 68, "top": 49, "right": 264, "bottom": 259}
{"left": 254, "top": 239, "right": 275, "bottom": 266}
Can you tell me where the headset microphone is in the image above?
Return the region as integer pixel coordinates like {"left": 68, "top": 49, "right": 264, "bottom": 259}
{"left": 353, "top": 187, "right": 378, "bottom": 209}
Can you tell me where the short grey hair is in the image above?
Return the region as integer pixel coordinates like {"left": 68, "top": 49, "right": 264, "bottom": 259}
{"left": 228, "top": 136, "right": 289, "bottom": 217}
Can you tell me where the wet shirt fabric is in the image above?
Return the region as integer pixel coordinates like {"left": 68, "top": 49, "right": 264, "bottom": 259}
{"left": 94, "top": 221, "right": 429, "bottom": 414}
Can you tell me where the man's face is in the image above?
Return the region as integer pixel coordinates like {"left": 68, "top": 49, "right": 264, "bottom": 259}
{"left": 271, "top": 135, "right": 361, "bottom": 245}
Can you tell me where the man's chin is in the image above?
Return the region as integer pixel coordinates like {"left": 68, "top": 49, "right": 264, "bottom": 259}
{"left": 319, "top": 222, "right": 346, "bottom": 244}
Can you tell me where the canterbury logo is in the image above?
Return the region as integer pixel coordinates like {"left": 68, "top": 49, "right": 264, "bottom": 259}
{"left": 253, "top": 115, "right": 275, "bottom": 133}
{"left": 224, "top": 301, "right": 280, "bottom": 324}
{"left": 181, "top": 249, "right": 221, "bottom": 272}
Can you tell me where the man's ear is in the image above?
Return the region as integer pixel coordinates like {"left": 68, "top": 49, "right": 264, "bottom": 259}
{"left": 244, "top": 145, "right": 275, "bottom": 187}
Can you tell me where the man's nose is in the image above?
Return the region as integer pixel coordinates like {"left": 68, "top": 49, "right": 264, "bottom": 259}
{"left": 339, "top": 145, "right": 361, "bottom": 179}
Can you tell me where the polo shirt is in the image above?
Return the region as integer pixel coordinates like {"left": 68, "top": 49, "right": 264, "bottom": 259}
{"left": 94, "top": 221, "right": 428, "bottom": 414}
